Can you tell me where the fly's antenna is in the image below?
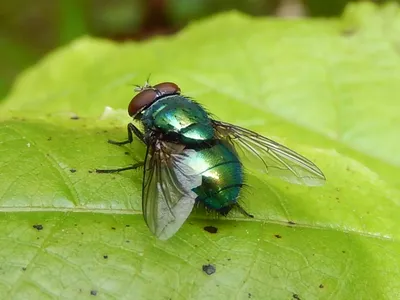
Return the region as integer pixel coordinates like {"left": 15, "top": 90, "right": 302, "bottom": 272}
{"left": 127, "top": 83, "right": 144, "bottom": 93}
{"left": 133, "top": 84, "right": 144, "bottom": 92}
{"left": 145, "top": 73, "right": 152, "bottom": 86}
{"left": 134, "top": 74, "right": 153, "bottom": 92}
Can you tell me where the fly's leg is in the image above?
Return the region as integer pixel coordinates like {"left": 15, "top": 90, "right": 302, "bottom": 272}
{"left": 97, "top": 124, "right": 145, "bottom": 173}
{"left": 235, "top": 203, "right": 254, "bottom": 218}
{"left": 108, "top": 123, "right": 145, "bottom": 145}
{"left": 96, "top": 161, "right": 144, "bottom": 173}
{"left": 215, "top": 203, "right": 254, "bottom": 218}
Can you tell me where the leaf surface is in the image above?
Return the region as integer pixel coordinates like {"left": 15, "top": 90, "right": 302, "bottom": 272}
{"left": 1, "top": 3, "right": 400, "bottom": 299}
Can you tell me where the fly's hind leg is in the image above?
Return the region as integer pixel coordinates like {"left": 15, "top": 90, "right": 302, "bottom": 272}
{"left": 96, "top": 161, "right": 144, "bottom": 174}
{"left": 216, "top": 203, "right": 254, "bottom": 218}
{"left": 108, "top": 123, "right": 145, "bottom": 145}
{"left": 235, "top": 203, "right": 254, "bottom": 218}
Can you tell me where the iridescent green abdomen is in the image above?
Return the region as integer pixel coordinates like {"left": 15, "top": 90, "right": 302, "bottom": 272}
{"left": 141, "top": 95, "right": 214, "bottom": 143}
{"left": 188, "top": 141, "right": 243, "bottom": 211}
{"left": 141, "top": 93, "right": 243, "bottom": 212}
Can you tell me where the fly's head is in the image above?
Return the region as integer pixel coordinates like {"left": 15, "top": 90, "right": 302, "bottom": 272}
{"left": 128, "top": 82, "right": 181, "bottom": 121}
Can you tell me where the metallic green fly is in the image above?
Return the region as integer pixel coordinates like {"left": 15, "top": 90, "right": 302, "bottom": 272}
{"left": 96, "top": 81, "right": 326, "bottom": 240}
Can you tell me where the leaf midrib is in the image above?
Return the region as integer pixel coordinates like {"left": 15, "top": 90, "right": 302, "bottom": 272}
{"left": 0, "top": 206, "right": 393, "bottom": 242}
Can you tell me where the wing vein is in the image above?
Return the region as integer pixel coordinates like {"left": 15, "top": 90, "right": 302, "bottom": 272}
{"left": 212, "top": 120, "right": 325, "bottom": 186}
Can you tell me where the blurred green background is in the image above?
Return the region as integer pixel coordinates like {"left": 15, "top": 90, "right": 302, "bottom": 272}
{"left": 0, "top": 0, "right": 394, "bottom": 100}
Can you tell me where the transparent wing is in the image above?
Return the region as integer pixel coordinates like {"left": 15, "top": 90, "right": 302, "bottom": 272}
{"left": 142, "top": 140, "right": 201, "bottom": 240}
{"left": 212, "top": 120, "right": 326, "bottom": 186}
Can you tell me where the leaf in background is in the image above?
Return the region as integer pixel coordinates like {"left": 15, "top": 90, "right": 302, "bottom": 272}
{"left": 1, "top": 2, "right": 400, "bottom": 299}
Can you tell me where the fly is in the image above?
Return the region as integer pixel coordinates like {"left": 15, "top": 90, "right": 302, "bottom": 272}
{"left": 96, "top": 81, "right": 326, "bottom": 240}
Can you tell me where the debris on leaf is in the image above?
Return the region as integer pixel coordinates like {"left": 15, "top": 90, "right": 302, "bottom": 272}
{"left": 204, "top": 226, "right": 218, "bottom": 234}
{"left": 202, "top": 264, "right": 216, "bottom": 275}
{"left": 33, "top": 224, "right": 43, "bottom": 231}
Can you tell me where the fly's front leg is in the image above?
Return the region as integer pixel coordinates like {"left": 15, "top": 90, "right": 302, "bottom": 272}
{"left": 108, "top": 123, "right": 145, "bottom": 145}
{"left": 96, "top": 161, "right": 144, "bottom": 174}
{"left": 96, "top": 123, "right": 145, "bottom": 173}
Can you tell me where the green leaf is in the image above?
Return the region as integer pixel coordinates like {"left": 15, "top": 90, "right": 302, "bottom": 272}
{"left": 1, "top": 2, "right": 400, "bottom": 299}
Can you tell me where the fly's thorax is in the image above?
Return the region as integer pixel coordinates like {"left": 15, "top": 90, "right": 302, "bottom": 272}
{"left": 185, "top": 141, "right": 244, "bottom": 210}
{"left": 140, "top": 95, "right": 214, "bottom": 143}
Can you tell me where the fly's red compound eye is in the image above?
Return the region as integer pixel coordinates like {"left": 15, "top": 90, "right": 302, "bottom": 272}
{"left": 128, "top": 88, "right": 158, "bottom": 117}
{"left": 128, "top": 82, "right": 181, "bottom": 117}
{"left": 153, "top": 82, "right": 181, "bottom": 97}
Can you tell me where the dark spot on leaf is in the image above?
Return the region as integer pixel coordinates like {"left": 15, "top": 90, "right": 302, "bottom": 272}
{"left": 22, "top": 267, "right": 26, "bottom": 271}
{"left": 274, "top": 234, "right": 282, "bottom": 238}
{"left": 341, "top": 28, "right": 357, "bottom": 37}
{"left": 70, "top": 115, "right": 80, "bottom": 120}
{"left": 124, "top": 152, "right": 130, "bottom": 155}
{"left": 90, "top": 290, "right": 97, "bottom": 296}
{"left": 319, "top": 284, "right": 324, "bottom": 288}
{"left": 126, "top": 240, "right": 130, "bottom": 243}
{"left": 248, "top": 293, "right": 252, "bottom": 298}
{"left": 70, "top": 169, "right": 77, "bottom": 173}
{"left": 288, "top": 221, "right": 296, "bottom": 225}
{"left": 111, "top": 227, "right": 116, "bottom": 230}
{"left": 342, "top": 250, "right": 346, "bottom": 254}
{"left": 47, "top": 137, "right": 52, "bottom": 141}
{"left": 227, "top": 258, "right": 231, "bottom": 261}
{"left": 202, "top": 264, "right": 216, "bottom": 275}
{"left": 125, "top": 224, "right": 130, "bottom": 227}
{"left": 204, "top": 226, "right": 218, "bottom": 234}
{"left": 36, "top": 237, "right": 40, "bottom": 240}
{"left": 88, "top": 170, "right": 93, "bottom": 173}
{"left": 103, "top": 255, "right": 108, "bottom": 259}
{"left": 292, "top": 293, "right": 301, "bottom": 300}
{"left": 103, "top": 130, "right": 108, "bottom": 133}
{"left": 33, "top": 224, "right": 43, "bottom": 231}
